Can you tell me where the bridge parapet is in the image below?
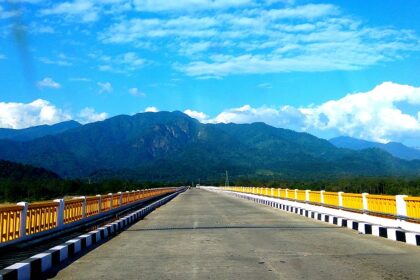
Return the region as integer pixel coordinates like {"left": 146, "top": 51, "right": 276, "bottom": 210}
{"left": 0, "top": 187, "right": 179, "bottom": 246}
{"left": 220, "top": 186, "right": 420, "bottom": 223}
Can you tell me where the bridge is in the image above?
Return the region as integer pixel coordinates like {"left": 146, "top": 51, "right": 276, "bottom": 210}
{"left": 1, "top": 187, "right": 420, "bottom": 279}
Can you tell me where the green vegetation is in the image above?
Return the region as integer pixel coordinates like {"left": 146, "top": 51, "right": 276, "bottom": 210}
{"left": 0, "top": 160, "right": 183, "bottom": 203}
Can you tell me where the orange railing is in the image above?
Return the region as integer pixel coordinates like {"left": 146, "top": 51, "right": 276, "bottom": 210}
{"left": 64, "top": 198, "right": 84, "bottom": 224}
{"left": 85, "top": 196, "right": 100, "bottom": 217}
{"left": 0, "top": 205, "right": 23, "bottom": 242}
{"left": 101, "top": 195, "right": 112, "bottom": 212}
{"left": 0, "top": 187, "right": 179, "bottom": 245}
{"left": 26, "top": 201, "right": 58, "bottom": 235}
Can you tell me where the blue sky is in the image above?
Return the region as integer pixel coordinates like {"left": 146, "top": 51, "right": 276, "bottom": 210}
{"left": 0, "top": 0, "right": 420, "bottom": 146}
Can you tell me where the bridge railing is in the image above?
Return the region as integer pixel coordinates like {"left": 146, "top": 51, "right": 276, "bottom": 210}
{"left": 222, "top": 186, "right": 420, "bottom": 221}
{"left": 0, "top": 187, "right": 178, "bottom": 246}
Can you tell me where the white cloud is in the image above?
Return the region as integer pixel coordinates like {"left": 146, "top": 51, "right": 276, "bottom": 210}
{"left": 132, "top": 0, "right": 252, "bottom": 12}
{"left": 100, "top": 3, "right": 419, "bottom": 78}
{"left": 0, "top": 99, "right": 71, "bottom": 129}
{"left": 70, "top": 77, "right": 91, "bottom": 82}
{"left": 257, "top": 83, "right": 272, "bottom": 89}
{"left": 128, "top": 87, "right": 145, "bottom": 97}
{"left": 0, "top": 5, "right": 20, "bottom": 19}
{"left": 37, "top": 77, "right": 61, "bottom": 89}
{"left": 39, "top": 55, "right": 72, "bottom": 67}
{"left": 300, "top": 82, "right": 420, "bottom": 143}
{"left": 145, "top": 106, "right": 158, "bottom": 113}
{"left": 97, "top": 82, "right": 113, "bottom": 94}
{"left": 0, "top": 99, "right": 109, "bottom": 128}
{"left": 184, "top": 109, "right": 209, "bottom": 122}
{"left": 201, "top": 82, "right": 420, "bottom": 145}
{"left": 210, "top": 104, "right": 305, "bottom": 130}
{"left": 40, "top": 0, "right": 99, "bottom": 22}
{"left": 77, "top": 107, "right": 108, "bottom": 123}
{"left": 95, "top": 52, "right": 145, "bottom": 73}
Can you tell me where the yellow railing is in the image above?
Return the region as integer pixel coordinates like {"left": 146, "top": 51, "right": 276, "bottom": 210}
{"left": 366, "top": 194, "right": 397, "bottom": 216}
{"left": 221, "top": 186, "right": 420, "bottom": 220}
{"left": 86, "top": 196, "right": 100, "bottom": 217}
{"left": 286, "top": 189, "right": 295, "bottom": 200}
{"left": 309, "top": 191, "right": 321, "bottom": 204}
{"left": 341, "top": 193, "right": 363, "bottom": 210}
{"left": 0, "top": 205, "right": 22, "bottom": 242}
{"left": 323, "top": 192, "right": 339, "bottom": 207}
{"left": 0, "top": 187, "right": 178, "bottom": 244}
{"left": 26, "top": 201, "right": 58, "bottom": 235}
{"left": 279, "top": 189, "right": 286, "bottom": 199}
{"left": 405, "top": 196, "right": 420, "bottom": 219}
{"left": 101, "top": 195, "right": 112, "bottom": 212}
{"left": 296, "top": 190, "right": 306, "bottom": 201}
{"left": 64, "top": 198, "right": 84, "bottom": 224}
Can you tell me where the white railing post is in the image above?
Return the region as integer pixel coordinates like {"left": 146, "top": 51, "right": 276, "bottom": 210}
{"left": 362, "top": 193, "right": 369, "bottom": 213}
{"left": 96, "top": 195, "right": 102, "bottom": 213}
{"left": 17, "top": 202, "right": 28, "bottom": 239}
{"left": 294, "top": 189, "right": 298, "bottom": 201}
{"left": 108, "top": 193, "right": 113, "bottom": 209}
{"left": 396, "top": 195, "right": 408, "bottom": 218}
{"left": 285, "top": 188, "right": 288, "bottom": 199}
{"left": 271, "top": 188, "right": 274, "bottom": 197}
{"left": 305, "top": 190, "right": 310, "bottom": 202}
{"left": 320, "top": 190, "right": 325, "bottom": 204}
{"left": 118, "top": 191, "right": 122, "bottom": 207}
{"left": 54, "top": 199, "right": 64, "bottom": 227}
{"left": 80, "top": 196, "right": 86, "bottom": 218}
{"left": 338, "top": 192, "right": 344, "bottom": 208}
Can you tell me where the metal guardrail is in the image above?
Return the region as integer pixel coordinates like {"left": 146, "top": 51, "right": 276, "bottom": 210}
{"left": 223, "top": 187, "right": 420, "bottom": 220}
{"left": 0, "top": 188, "right": 178, "bottom": 245}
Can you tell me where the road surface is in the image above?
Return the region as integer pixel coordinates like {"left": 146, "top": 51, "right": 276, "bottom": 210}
{"left": 51, "top": 188, "right": 420, "bottom": 279}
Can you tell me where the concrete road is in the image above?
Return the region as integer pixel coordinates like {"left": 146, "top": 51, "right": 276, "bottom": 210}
{"left": 51, "top": 189, "right": 420, "bottom": 280}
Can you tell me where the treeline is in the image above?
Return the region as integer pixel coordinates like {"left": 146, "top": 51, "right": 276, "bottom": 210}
{"left": 0, "top": 160, "right": 187, "bottom": 203}
{"left": 227, "top": 177, "right": 420, "bottom": 196}
{"left": 0, "top": 178, "right": 185, "bottom": 203}
{"left": 0, "top": 177, "right": 185, "bottom": 203}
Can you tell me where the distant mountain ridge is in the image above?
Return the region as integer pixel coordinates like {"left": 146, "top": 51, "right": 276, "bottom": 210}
{"left": 0, "top": 120, "right": 81, "bottom": 141}
{"left": 330, "top": 136, "right": 420, "bottom": 161}
{"left": 0, "top": 112, "right": 418, "bottom": 181}
{"left": 0, "top": 160, "right": 60, "bottom": 180}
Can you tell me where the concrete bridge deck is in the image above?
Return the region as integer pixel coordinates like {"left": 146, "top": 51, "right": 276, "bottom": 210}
{"left": 51, "top": 189, "right": 420, "bottom": 279}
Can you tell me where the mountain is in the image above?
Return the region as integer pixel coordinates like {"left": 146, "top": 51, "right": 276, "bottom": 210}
{"left": 0, "top": 160, "right": 60, "bottom": 180}
{"left": 0, "top": 120, "right": 81, "bottom": 141}
{"left": 0, "top": 111, "right": 419, "bottom": 181}
{"left": 330, "top": 136, "right": 420, "bottom": 161}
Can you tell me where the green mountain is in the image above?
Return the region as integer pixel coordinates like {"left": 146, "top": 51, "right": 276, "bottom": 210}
{"left": 330, "top": 136, "right": 420, "bottom": 161}
{"left": 0, "top": 111, "right": 419, "bottom": 181}
{"left": 0, "top": 160, "right": 60, "bottom": 180}
{"left": 0, "top": 120, "right": 81, "bottom": 141}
